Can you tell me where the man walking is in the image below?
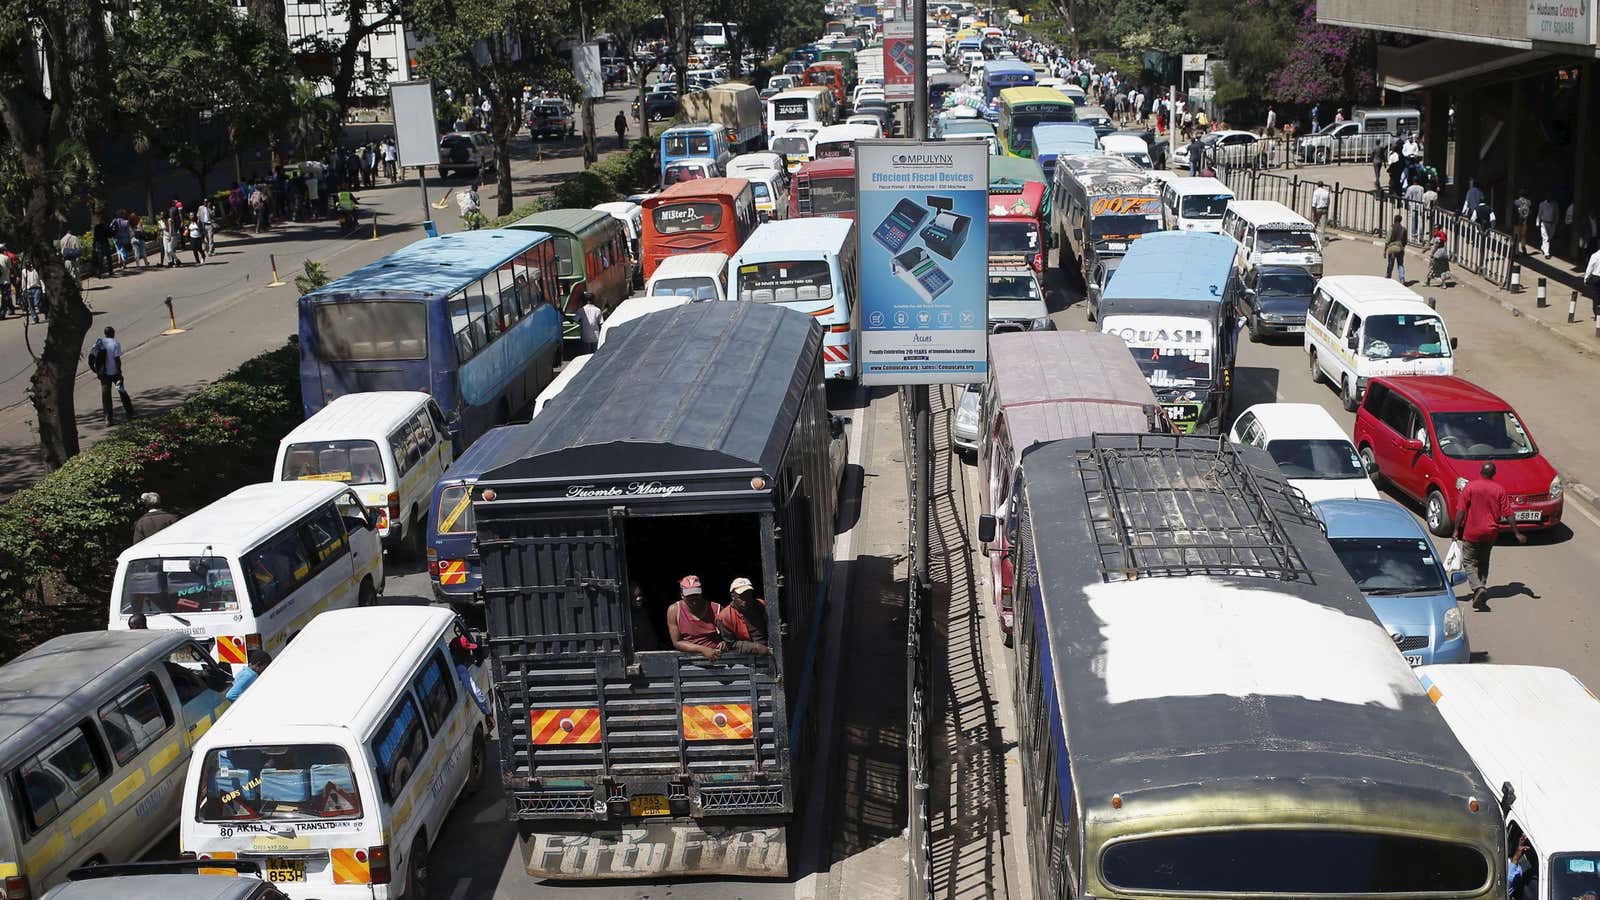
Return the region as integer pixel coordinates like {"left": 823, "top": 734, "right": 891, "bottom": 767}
{"left": 1187, "top": 135, "right": 1205, "bottom": 177}
{"left": 1453, "top": 462, "right": 1526, "bottom": 611}
{"left": 0, "top": 245, "right": 13, "bottom": 319}
{"left": 614, "top": 111, "right": 628, "bottom": 149}
{"left": 1512, "top": 188, "right": 1532, "bottom": 253}
{"left": 1384, "top": 213, "right": 1408, "bottom": 283}
{"left": 1264, "top": 106, "right": 1276, "bottom": 137}
{"left": 20, "top": 258, "right": 43, "bottom": 323}
{"left": 1310, "top": 182, "right": 1331, "bottom": 240}
{"left": 130, "top": 492, "right": 179, "bottom": 543}
{"left": 1371, "top": 142, "right": 1385, "bottom": 190}
{"left": 1584, "top": 240, "right": 1600, "bottom": 319}
{"left": 1309, "top": 103, "right": 1320, "bottom": 134}
{"left": 1404, "top": 178, "right": 1425, "bottom": 240}
{"left": 576, "top": 288, "right": 603, "bottom": 354}
{"left": 197, "top": 198, "right": 214, "bottom": 254}
{"left": 89, "top": 326, "right": 134, "bottom": 425}
{"left": 1537, "top": 194, "right": 1558, "bottom": 258}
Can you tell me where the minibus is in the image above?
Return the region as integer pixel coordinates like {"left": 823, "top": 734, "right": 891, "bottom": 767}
{"left": 181, "top": 606, "right": 488, "bottom": 899}
{"left": 727, "top": 217, "right": 859, "bottom": 380}
{"left": 657, "top": 123, "right": 733, "bottom": 183}
{"left": 274, "top": 391, "right": 452, "bottom": 557}
{"left": 0, "top": 630, "right": 232, "bottom": 897}
{"left": 640, "top": 178, "right": 757, "bottom": 279}
{"left": 811, "top": 122, "right": 879, "bottom": 159}
{"left": 507, "top": 208, "right": 631, "bottom": 338}
{"left": 644, "top": 251, "right": 730, "bottom": 302}
{"left": 110, "top": 482, "right": 385, "bottom": 670}
{"left": 1305, "top": 275, "right": 1456, "bottom": 411}
{"left": 1160, "top": 175, "right": 1234, "bottom": 234}
{"left": 598, "top": 296, "right": 692, "bottom": 344}
{"left": 767, "top": 89, "right": 830, "bottom": 145}
{"left": 1220, "top": 199, "right": 1323, "bottom": 275}
{"left": 591, "top": 201, "right": 644, "bottom": 285}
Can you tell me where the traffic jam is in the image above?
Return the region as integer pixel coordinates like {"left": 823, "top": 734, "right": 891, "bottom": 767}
{"left": 5, "top": 2, "right": 1598, "bottom": 900}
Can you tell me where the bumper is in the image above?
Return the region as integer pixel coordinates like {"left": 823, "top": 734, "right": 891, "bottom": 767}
{"left": 1256, "top": 315, "right": 1307, "bottom": 335}
{"left": 519, "top": 820, "right": 788, "bottom": 880}
{"left": 1506, "top": 496, "right": 1564, "bottom": 531}
{"left": 951, "top": 426, "right": 979, "bottom": 451}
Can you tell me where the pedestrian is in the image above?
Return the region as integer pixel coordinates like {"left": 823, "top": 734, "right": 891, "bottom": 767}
{"left": 130, "top": 492, "right": 180, "bottom": 544}
{"left": 21, "top": 259, "right": 43, "bottom": 323}
{"left": 665, "top": 575, "right": 722, "bottom": 660}
{"left": 1371, "top": 142, "right": 1385, "bottom": 191}
{"left": 449, "top": 633, "right": 492, "bottom": 719}
{"left": 59, "top": 229, "right": 82, "bottom": 281}
{"left": 1584, "top": 240, "right": 1600, "bottom": 319}
{"left": 1309, "top": 103, "right": 1320, "bottom": 134}
{"left": 1264, "top": 106, "right": 1276, "bottom": 137}
{"left": 1453, "top": 461, "right": 1527, "bottom": 612}
{"left": 1187, "top": 135, "right": 1205, "bottom": 177}
{"left": 1537, "top": 194, "right": 1558, "bottom": 258}
{"left": 112, "top": 210, "right": 133, "bottom": 264}
{"left": 225, "top": 649, "right": 273, "bottom": 701}
{"left": 197, "top": 198, "right": 214, "bottom": 253}
{"left": 159, "top": 216, "right": 177, "bottom": 267}
{"left": 614, "top": 110, "right": 628, "bottom": 149}
{"left": 576, "top": 287, "right": 603, "bottom": 354}
{"left": 383, "top": 138, "right": 398, "bottom": 182}
{"left": 1460, "top": 178, "right": 1484, "bottom": 216}
{"left": 92, "top": 219, "right": 115, "bottom": 277}
{"left": 0, "top": 245, "right": 13, "bottom": 319}
{"left": 1404, "top": 178, "right": 1425, "bottom": 239}
{"left": 187, "top": 215, "right": 206, "bottom": 265}
{"left": 249, "top": 184, "right": 267, "bottom": 233}
{"left": 456, "top": 181, "right": 482, "bottom": 229}
{"left": 1384, "top": 213, "right": 1408, "bottom": 283}
{"left": 127, "top": 211, "right": 147, "bottom": 268}
{"left": 1421, "top": 180, "right": 1440, "bottom": 234}
{"left": 87, "top": 325, "right": 134, "bottom": 424}
{"left": 1510, "top": 188, "right": 1532, "bottom": 253}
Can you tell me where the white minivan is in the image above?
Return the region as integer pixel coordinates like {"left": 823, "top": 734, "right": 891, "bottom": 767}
{"left": 182, "top": 606, "right": 488, "bottom": 900}
{"left": 1306, "top": 276, "right": 1458, "bottom": 411}
{"left": 275, "top": 392, "right": 452, "bottom": 556}
{"left": 110, "top": 482, "right": 385, "bottom": 671}
{"left": 1220, "top": 199, "right": 1323, "bottom": 276}
{"left": 1160, "top": 176, "right": 1234, "bottom": 233}
{"left": 644, "top": 251, "right": 730, "bottom": 302}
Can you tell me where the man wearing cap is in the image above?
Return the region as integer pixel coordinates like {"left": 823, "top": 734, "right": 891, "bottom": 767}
{"left": 716, "top": 577, "right": 770, "bottom": 656}
{"left": 666, "top": 575, "right": 722, "bottom": 660}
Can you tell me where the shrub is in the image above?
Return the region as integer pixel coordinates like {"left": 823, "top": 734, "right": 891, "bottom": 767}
{"left": 0, "top": 341, "right": 302, "bottom": 662}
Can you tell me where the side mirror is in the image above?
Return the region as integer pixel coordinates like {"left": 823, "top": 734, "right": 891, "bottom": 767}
{"left": 977, "top": 514, "right": 997, "bottom": 544}
{"left": 1401, "top": 437, "right": 1425, "bottom": 452}
{"left": 1450, "top": 569, "right": 1468, "bottom": 586}
{"left": 1500, "top": 781, "right": 1517, "bottom": 814}
{"left": 1450, "top": 336, "right": 1459, "bottom": 350}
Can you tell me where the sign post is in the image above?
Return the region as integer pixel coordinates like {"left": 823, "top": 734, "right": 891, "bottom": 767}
{"left": 390, "top": 79, "right": 441, "bottom": 236}
{"left": 856, "top": 140, "right": 990, "bottom": 385}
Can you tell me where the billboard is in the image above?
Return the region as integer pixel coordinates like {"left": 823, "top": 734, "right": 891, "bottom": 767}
{"left": 573, "top": 42, "right": 605, "bottom": 100}
{"left": 857, "top": 140, "right": 989, "bottom": 385}
{"left": 883, "top": 20, "right": 916, "bottom": 103}
{"left": 389, "top": 79, "right": 441, "bottom": 169}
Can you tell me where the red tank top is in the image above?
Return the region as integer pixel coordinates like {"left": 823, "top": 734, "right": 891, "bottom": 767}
{"left": 676, "top": 600, "right": 722, "bottom": 647}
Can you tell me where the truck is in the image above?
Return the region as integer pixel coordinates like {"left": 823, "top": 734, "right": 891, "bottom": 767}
{"left": 680, "top": 82, "right": 764, "bottom": 151}
{"left": 470, "top": 301, "right": 845, "bottom": 880}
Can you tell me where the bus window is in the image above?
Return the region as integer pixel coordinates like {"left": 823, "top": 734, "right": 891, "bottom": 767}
{"left": 653, "top": 202, "right": 724, "bottom": 234}
{"left": 311, "top": 302, "right": 428, "bottom": 361}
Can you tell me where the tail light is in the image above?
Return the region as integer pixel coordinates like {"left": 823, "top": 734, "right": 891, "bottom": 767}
{"left": 427, "top": 546, "right": 440, "bottom": 576}
{"left": 369, "top": 844, "right": 391, "bottom": 885}
{"left": 4, "top": 875, "right": 30, "bottom": 900}
{"left": 244, "top": 633, "right": 262, "bottom": 650}
{"left": 387, "top": 492, "right": 400, "bottom": 521}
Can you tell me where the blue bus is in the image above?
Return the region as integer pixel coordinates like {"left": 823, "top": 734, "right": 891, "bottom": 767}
{"left": 298, "top": 230, "right": 564, "bottom": 450}
{"left": 983, "top": 59, "right": 1036, "bottom": 117}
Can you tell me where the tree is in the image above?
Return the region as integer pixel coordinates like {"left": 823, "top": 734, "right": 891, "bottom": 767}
{"left": 1267, "top": 0, "right": 1376, "bottom": 106}
{"left": 293, "top": 0, "right": 403, "bottom": 120}
{"left": 0, "top": 0, "right": 119, "bottom": 468}
{"left": 597, "top": 0, "right": 657, "bottom": 142}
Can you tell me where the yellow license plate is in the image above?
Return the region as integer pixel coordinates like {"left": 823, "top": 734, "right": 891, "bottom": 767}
{"left": 266, "top": 858, "right": 306, "bottom": 882}
{"left": 629, "top": 794, "right": 671, "bottom": 817}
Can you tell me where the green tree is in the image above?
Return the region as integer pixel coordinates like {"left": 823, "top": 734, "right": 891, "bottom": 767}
{"left": 292, "top": 0, "right": 404, "bottom": 121}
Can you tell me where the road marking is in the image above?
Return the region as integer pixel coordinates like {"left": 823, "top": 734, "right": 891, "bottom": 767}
{"left": 1567, "top": 493, "right": 1600, "bottom": 529}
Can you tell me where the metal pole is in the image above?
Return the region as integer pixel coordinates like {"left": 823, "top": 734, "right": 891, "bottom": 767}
{"left": 417, "top": 168, "right": 435, "bottom": 234}
{"left": 913, "top": 0, "right": 928, "bottom": 140}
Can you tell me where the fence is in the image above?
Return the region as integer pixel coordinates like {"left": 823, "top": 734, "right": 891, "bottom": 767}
{"left": 899, "top": 385, "right": 933, "bottom": 900}
{"left": 1214, "top": 165, "right": 1516, "bottom": 289}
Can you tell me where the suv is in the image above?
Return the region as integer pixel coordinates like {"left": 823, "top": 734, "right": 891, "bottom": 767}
{"left": 636, "top": 89, "right": 680, "bottom": 122}
{"left": 1352, "top": 375, "right": 1563, "bottom": 537}
{"left": 528, "top": 99, "right": 575, "bottom": 139}
{"left": 437, "top": 131, "right": 494, "bottom": 179}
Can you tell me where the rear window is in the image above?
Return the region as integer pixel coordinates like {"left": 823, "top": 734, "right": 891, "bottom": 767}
{"left": 120, "top": 556, "right": 239, "bottom": 615}
{"left": 310, "top": 300, "right": 427, "bottom": 362}
{"left": 196, "top": 745, "right": 362, "bottom": 821}
{"left": 653, "top": 202, "right": 724, "bottom": 234}
{"left": 435, "top": 484, "right": 476, "bottom": 535}
{"left": 773, "top": 99, "right": 811, "bottom": 120}
{"left": 737, "top": 260, "right": 834, "bottom": 302}
{"left": 651, "top": 277, "right": 720, "bottom": 301}
{"left": 282, "top": 439, "right": 386, "bottom": 486}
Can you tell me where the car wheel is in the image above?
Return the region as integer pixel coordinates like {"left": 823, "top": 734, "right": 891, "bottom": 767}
{"left": 1340, "top": 375, "right": 1359, "bottom": 412}
{"left": 358, "top": 577, "right": 377, "bottom": 608}
{"left": 1316, "top": 146, "right": 1330, "bottom": 165}
{"left": 1358, "top": 444, "right": 1385, "bottom": 490}
{"left": 1426, "top": 490, "right": 1454, "bottom": 537}
{"left": 1247, "top": 313, "right": 1262, "bottom": 343}
{"left": 1308, "top": 348, "right": 1325, "bottom": 385}
{"left": 463, "top": 729, "right": 487, "bottom": 796}
{"left": 405, "top": 511, "right": 427, "bottom": 560}
{"left": 403, "top": 835, "right": 430, "bottom": 900}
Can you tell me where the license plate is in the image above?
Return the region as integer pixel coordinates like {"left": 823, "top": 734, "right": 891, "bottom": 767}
{"left": 266, "top": 858, "right": 306, "bottom": 883}
{"left": 1162, "top": 404, "right": 1196, "bottom": 421}
{"left": 1405, "top": 655, "right": 1424, "bottom": 668}
{"left": 1284, "top": 324, "right": 1304, "bottom": 333}
{"left": 629, "top": 794, "right": 671, "bottom": 817}
{"left": 1514, "top": 510, "right": 1542, "bottom": 522}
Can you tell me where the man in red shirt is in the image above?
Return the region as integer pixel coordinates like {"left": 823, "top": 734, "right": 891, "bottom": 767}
{"left": 1454, "top": 462, "right": 1526, "bottom": 611}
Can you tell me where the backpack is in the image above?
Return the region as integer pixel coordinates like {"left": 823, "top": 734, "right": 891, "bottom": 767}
{"left": 87, "top": 338, "right": 105, "bottom": 375}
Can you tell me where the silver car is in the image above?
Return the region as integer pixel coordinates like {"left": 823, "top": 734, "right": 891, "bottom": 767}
{"left": 951, "top": 382, "right": 981, "bottom": 457}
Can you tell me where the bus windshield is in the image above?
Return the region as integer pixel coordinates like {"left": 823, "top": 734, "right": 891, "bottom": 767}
{"left": 196, "top": 745, "right": 363, "bottom": 821}
{"left": 804, "top": 177, "right": 855, "bottom": 215}
{"left": 282, "top": 440, "right": 385, "bottom": 485}
{"left": 1009, "top": 108, "right": 1076, "bottom": 153}
{"left": 1180, "top": 194, "right": 1231, "bottom": 219}
{"left": 990, "top": 220, "right": 1040, "bottom": 253}
{"left": 738, "top": 260, "right": 835, "bottom": 302}
{"left": 310, "top": 301, "right": 427, "bottom": 361}
{"left": 1126, "top": 347, "right": 1212, "bottom": 386}
{"left": 120, "top": 556, "right": 239, "bottom": 615}
{"left": 653, "top": 202, "right": 724, "bottom": 234}
{"left": 1091, "top": 213, "right": 1163, "bottom": 241}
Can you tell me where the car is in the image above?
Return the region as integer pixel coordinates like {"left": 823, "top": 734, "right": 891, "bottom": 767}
{"left": 637, "top": 91, "right": 681, "bottom": 121}
{"left": 1353, "top": 375, "right": 1564, "bottom": 537}
{"left": 437, "top": 131, "right": 495, "bottom": 178}
{"left": 1112, "top": 127, "right": 1168, "bottom": 168}
{"left": 783, "top": 61, "right": 806, "bottom": 76}
{"left": 1173, "top": 129, "right": 1264, "bottom": 169}
{"left": 1314, "top": 498, "right": 1470, "bottom": 666}
{"left": 1296, "top": 120, "right": 1387, "bottom": 164}
{"left": 1074, "top": 105, "right": 1115, "bottom": 138}
{"left": 529, "top": 99, "right": 575, "bottom": 139}
{"left": 986, "top": 267, "right": 1052, "bottom": 333}
{"left": 849, "top": 109, "right": 894, "bottom": 136}
{"left": 951, "top": 382, "right": 981, "bottom": 455}
{"left": 1228, "top": 402, "right": 1381, "bottom": 504}
{"left": 1240, "top": 264, "right": 1318, "bottom": 341}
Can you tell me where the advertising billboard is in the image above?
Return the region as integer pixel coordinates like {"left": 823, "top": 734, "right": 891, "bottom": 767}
{"left": 390, "top": 80, "right": 441, "bottom": 169}
{"left": 883, "top": 20, "right": 916, "bottom": 103}
{"left": 857, "top": 140, "right": 989, "bottom": 385}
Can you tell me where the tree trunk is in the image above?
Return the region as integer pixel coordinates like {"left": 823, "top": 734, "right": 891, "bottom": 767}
{"left": 637, "top": 65, "right": 649, "bottom": 141}
{"left": 582, "top": 96, "right": 597, "bottom": 166}
{"left": 677, "top": 1, "right": 690, "bottom": 96}
{"left": 19, "top": 160, "right": 93, "bottom": 469}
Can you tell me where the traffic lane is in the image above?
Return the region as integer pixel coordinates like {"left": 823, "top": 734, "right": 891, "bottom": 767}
{"left": 1235, "top": 330, "right": 1600, "bottom": 688}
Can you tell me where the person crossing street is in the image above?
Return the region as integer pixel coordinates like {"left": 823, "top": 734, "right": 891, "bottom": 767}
{"left": 88, "top": 325, "right": 135, "bottom": 425}
{"left": 1453, "top": 462, "right": 1526, "bottom": 611}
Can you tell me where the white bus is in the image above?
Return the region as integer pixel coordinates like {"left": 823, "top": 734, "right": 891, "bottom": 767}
{"left": 767, "top": 90, "right": 828, "bottom": 144}
{"left": 727, "top": 217, "right": 860, "bottom": 380}
{"left": 811, "top": 122, "right": 881, "bottom": 160}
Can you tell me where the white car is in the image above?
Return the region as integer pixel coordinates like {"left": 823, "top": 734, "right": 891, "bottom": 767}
{"left": 1174, "top": 129, "right": 1264, "bottom": 169}
{"left": 1227, "top": 402, "right": 1381, "bottom": 504}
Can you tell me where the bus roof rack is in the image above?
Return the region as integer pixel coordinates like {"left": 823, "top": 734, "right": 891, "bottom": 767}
{"left": 1076, "top": 433, "right": 1319, "bottom": 583}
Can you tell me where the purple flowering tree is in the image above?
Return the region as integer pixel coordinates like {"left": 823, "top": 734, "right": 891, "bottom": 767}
{"left": 1268, "top": 0, "right": 1378, "bottom": 105}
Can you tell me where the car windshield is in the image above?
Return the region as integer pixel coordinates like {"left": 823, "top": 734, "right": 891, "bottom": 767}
{"left": 1180, "top": 195, "right": 1230, "bottom": 219}
{"left": 989, "top": 221, "right": 1040, "bottom": 253}
{"left": 988, "top": 275, "right": 1040, "bottom": 300}
{"left": 1117, "top": 152, "right": 1153, "bottom": 168}
{"left": 1431, "top": 411, "right": 1538, "bottom": 460}
{"left": 772, "top": 136, "right": 811, "bottom": 155}
{"left": 1265, "top": 438, "right": 1365, "bottom": 479}
{"left": 120, "top": 556, "right": 239, "bottom": 615}
{"left": 1551, "top": 853, "right": 1600, "bottom": 900}
{"left": 1328, "top": 537, "right": 1446, "bottom": 595}
{"left": 1127, "top": 348, "right": 1211, "bottom": 386}
{"left": 1259, "top": 229, "right": 1319, "bottom": 253}
{"left": 1258, "top": 269, "right": 1318, "bottom": 296}
{"left": 282, "top": 439, "right": 385, "bottom": 485}
{"left": 196, "top": 745, "right": 363, "bottom": 821}
{"left": 805, "top": 177, "right": 856, "bottom": 214}
{"left": 1362, "top": 314, "right": 1450, "bottom": 359}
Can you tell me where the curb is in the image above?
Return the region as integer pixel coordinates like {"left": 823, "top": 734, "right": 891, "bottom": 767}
{"left": 1570, "top": 480, "right": 1600, "bottom": 515}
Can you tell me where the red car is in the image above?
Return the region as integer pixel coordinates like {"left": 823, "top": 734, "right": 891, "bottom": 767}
{"left": 1353, "top": 375, "right": 1563, "bottom": 537}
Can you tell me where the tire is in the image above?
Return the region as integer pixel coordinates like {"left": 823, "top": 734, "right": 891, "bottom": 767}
{"left": 463, "top": 730, "right": 487, "bottom": 796}
{"left": 358, "top": 577, "right": 376, "bottom": 608}
{"left": 1316, "top": 146, "right": 1330, "bottom": 165}
{"left": 404, "top": 511, "right": 427, "bottom": 561}
{"left": 1308, "top": 348, "right": 1326, "bottom": 385}
{"left": 1358, "top": 444, "right": 1384, "bottom": 490}
{"left": 1426, "top": 490, "right": 1454, "bottom": 537}
{"left": 403, "top": 834, "right": 430, "bottom": 900}
{"left": 1247, "top": 313, "right": 1262, "bottom": 343}
{"left": 1340, "top": 375, "right": 1359, "bottom": 412}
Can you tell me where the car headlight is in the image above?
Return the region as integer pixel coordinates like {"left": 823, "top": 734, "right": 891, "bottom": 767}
{"left": 1455, "top": 477, "right": 1468, "bottom": 491}
{"left": 1031, "top": 316, "right": 1054, "bottom": 330}
{"left": 1550, "top": 474, "right": 1564, "bottom": 499}
{"left": 1442, "top": 606, "right": 1463, "bottom": 640}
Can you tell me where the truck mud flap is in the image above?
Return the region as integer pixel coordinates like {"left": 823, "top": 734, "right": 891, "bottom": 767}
{"left": 520, "top": 821, "right": 788, "bottom": 880}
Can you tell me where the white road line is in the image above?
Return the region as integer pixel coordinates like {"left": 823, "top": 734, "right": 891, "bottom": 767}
{"left": 1568, "top": 494, "right": 1600, "bottom": 529}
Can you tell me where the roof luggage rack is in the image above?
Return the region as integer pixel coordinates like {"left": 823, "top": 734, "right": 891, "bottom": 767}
{"left": 1076, "top": 433, "right": 1319, "bottom": 583}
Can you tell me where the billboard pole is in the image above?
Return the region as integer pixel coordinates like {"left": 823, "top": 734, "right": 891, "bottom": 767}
{"left": 913, "top": 0, "right": 928, "bottom": 140}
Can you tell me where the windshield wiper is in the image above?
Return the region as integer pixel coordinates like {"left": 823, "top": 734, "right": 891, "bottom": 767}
{"left": 1363, "top": 586, "right": 1438, "bottom": 596}
{"left": 163, "top": 612, "right": 193, "bottom": 626}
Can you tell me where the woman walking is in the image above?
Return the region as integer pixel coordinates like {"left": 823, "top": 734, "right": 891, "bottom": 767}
{"left": 187, "top": 215, "right": 206, "bottom": 265}
{"left": 159, "top": 216, "right": 178, "bottom": 267}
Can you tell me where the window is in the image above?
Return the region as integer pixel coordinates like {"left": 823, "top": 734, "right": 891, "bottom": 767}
{"left": 1361, "top": 380, "right": 1391, "bottom": 415}
{"left": 1326, "top": 301, "right": 1351, "bottom": 338}
{"left": 120, "top": 556, "right": 238, "bottom": 615}
{"left": 311, "top": 301, "right": 427, "bottom": 361}
{"left": 166, "top": 659, "right": 221, "bottom": 705}
{"left": 299, "top": 506, "right": 349, "bottom": 575}
{"left": 15, "top": 726, "right": 107, "bottom": 832}
{"left": 370, "top": 696, "right": 429, "bottom": 803}
{"left": 1377, "top": 392, "right": 1418, "bottom": 438}
{"left": 1309, "top": 289, "right": 1333, "bottom": 324}
{"left": 244, "top": 529, "right": 313, "bottom": 615}
{"left": 98, "top": 676, "right": 173, "bottom": 766}
{"left": 196, "top": 744, "right": 362, "bottom": 821}
{"left": 1233, "top": 411, "right": 1258, "bottom": 445}
{"left": 388, "top": 426, "right": 417, "bottom": 477}
{"left": 413, "top": 651, "right": 458, "bottom": 733}
{"left": 1346, "top": 314, "right": 1363, "bottom": 349}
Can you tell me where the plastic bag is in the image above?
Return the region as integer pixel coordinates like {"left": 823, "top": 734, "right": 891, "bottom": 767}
{"left": 1443, "top": 540, "right": 1463, "bottom": 573}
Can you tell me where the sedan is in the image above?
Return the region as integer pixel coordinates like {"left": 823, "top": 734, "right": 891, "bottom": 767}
{"left": 1241, "top": 265, "right": 1317, "bottom": 341}
{"left": 951, "top": 383, "right": 981, "bottom": 456}
{"left": 1175, "top": 130, "right": 1263, "bottom": 169}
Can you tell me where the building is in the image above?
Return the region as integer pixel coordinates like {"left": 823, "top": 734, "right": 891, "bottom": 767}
{"left": 284, "top": 0, "right": 414, "bottom": 95}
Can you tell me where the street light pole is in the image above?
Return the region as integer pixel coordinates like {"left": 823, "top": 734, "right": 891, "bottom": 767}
{"left": 913, "top": 0, "right": 928, "bottom": 140}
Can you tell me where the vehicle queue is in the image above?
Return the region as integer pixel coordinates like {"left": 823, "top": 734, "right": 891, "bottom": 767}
{"left": 2, "top": 8, "right": 1594, "bottom": 900}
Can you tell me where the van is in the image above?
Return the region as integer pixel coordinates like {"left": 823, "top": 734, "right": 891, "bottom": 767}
{"left": 1305, "top": 275, "right": 1458, "bottom": 411}
{"left": 0, "top": 630, "right": 233, "bottom": 897}
{"left": 592, "top": 201, "right": 645, "bottom": 285}
{"left": 1220, "top": 199, "right": 1323, "bottom": 276}
{"left": 41, "top": 866, "right": 287, "bottom": 900}
{"left": 1417, "top": 663, "right": 1600, "bottom": 900}
{"left": 1159, "top": 176, "right": 1233, "bottom": 234}
{"left": 1353, "top": 106, "right": 1422, "bottom": 138}
{"left": 110, "top": 482, "right": 385, "bottom": 670}
{"left": 643, "top": 251, "right": 730, "bottom": 302}
{"left": 181, "top": 606, "right": 489, "bottom": 900}
{"left": 274, "top": 392, "right": 452, "bottom": 556}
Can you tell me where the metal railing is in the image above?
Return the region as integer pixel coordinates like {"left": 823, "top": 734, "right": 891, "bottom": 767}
{"left": 899, "top": 385, "right": 933, "bottom": 900}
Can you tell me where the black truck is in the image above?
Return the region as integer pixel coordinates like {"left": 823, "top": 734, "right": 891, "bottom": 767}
{"left": 469, "top": 302, "right": 841, "bottom": 880}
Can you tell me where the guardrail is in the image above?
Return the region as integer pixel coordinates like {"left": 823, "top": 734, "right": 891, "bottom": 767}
{"left": 899, "top": 385, "right": 933, "bottom": 900}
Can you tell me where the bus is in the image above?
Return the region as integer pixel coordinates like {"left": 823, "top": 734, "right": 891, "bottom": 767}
{"left": 804, "top": 61, "right": 847, "bottom": 109}
{"left": 1052, "top": 153, "right": 1160, "bottom": 286}
{"left": 728, "top": 217, "right": 860, "bottom": 380}
{"left": 989, "top": 433, "right": 1505, "bottom": 900}
{"left": 988, "top": 179, "right": 1047, "bottom": 272}
{"left": 640, "top": 177, "right": 757, "bottom": 279}
{"left": 997, "top": 86, "right": 1077, "bottom": 158}
{"left": 983, "top": 59, "right": 1036, "bottom": 113}
{"left": 768, "top": 89, "right": 830, "bottom": 143}
{"left": 508, "top": 208, "right": 631, "bottom": 340}
{"left": 812, "top": 122, "right": 879, "bottom": 159}
{"left": 788, "top": 157, "right": 857, "bottom": 220}
{"left": 298, "top": 230, "right": 563, "bottom": 448}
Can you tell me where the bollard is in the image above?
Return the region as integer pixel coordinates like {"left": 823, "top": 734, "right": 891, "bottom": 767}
{"left": 1510, "top": 260, "right": 1522, "bottom": 293}
{"left": 267, "top": 254, "right": 287, "bottom": 287}
{"left": 1537, "top": 277, "right": 1548, "bottom": 308}
{"left": 160, "top": 296, "right": 187, "bottom": 335}
{"left": 369, "top": 211, "right": 381, "bottom": 242}
{"left": 1569, "top": 290, "right": 1579, "bottom": 324}
{"left": 1427, "top": 295, "right": 1437, "bottom": 309}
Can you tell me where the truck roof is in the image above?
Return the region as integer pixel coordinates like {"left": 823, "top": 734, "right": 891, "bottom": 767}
{"left": 1101, "top": 231, "right": 1237, "bottom": 307}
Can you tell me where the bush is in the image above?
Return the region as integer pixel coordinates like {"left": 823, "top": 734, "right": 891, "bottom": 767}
{"left": 0, "top": 341, "right": 302, "bottom": 663}
{"left": 550, "top": 139, "right": 656, "bottom": 211}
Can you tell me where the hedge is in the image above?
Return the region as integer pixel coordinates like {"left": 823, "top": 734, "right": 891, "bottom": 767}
{"left": 0, "top": 340, "right": 301, "bottom": 663}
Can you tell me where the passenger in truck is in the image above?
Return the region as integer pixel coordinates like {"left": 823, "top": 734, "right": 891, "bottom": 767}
{"left": 629, "top": 583, "right": 665, "bottom": 651}
{"left": 666, "top": 574, "right": 723, "bottom": 660}
{"left": 716, "top": 577, "right": 770, "bottom": 656}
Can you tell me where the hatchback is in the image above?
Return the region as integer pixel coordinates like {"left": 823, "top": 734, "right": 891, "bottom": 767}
{"left": 1314, "top": 498, "right": 1470, "bottom": 666}
{"left": 1353, "top": 375, "right": 1563, "bottom": 536}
